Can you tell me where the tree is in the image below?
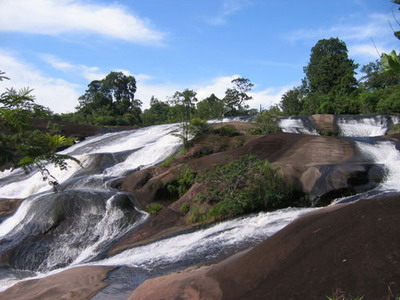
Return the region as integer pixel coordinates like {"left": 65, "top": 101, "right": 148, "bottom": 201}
{"left": 279, "top": 87, "right": 304, "bottom": 115}
{"left": 223, "top": 77, "right": 254, "bottom": 116}
{"left": 77, "top": 72, "right": 142, "bottom": 125}
{"left": 141, "top": 96, "right": 171, "bottom": 126}
{"left": 169, "top": 89, "right": 197, "bottom": 149}
{"left": 196, "top": 93, "right": 223, "bottom": 120}
{"left": 303, "top": 38, "right": 358, "bottom": 96}
{"left": 0, "top": 71, "right": 78, "bottom": 184}
{"left": 360, "top": 59, "right": 400, "bottom": 90}
{"left": 380, "top": 1, "right": 400, "bottom": 74}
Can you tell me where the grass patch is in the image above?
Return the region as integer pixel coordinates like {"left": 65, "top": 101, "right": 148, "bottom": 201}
{"left": 147, "top": 203, "right": 163, "bottom": 215}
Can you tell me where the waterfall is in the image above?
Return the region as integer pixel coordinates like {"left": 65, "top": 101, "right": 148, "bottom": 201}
{"left": 278, "top": 116, "right": 319, "bottom": 135}
{"left": 336, "top": 115, "right": 399, "bottom": 137}
{"left": 0, "top": 123, "right": 182, "bottom": 275}
{"left": 1, "top": 116, "right": 400, "bottom": 296}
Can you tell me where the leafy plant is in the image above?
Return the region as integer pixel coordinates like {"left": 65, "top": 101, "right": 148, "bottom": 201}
{"left": 179, "top": 203, "right": 190, "bottom": 215}
{"left": 188, "top": 155, "right": 305, "bottom": 223}
{"left": 213, "top": 125, "right": 240, "bottom": 137}
{"left": 148, "top": 203, "right": 164, "bottom": 215}
{"left": 167, "top": 166, "right": 197, "bottom": 198}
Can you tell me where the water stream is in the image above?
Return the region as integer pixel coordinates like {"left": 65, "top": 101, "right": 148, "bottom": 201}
{"left": 0, "top": 115, "right": 399, "bottom": 298}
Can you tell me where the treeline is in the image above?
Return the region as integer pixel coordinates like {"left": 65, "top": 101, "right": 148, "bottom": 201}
{"left": 279, "top": 38, "right": 400, "bottom": 116}
{"left": 55, "top": 38, "right": 399, "bottom": 129}
{"left": 57, "top": 74, "right": 256, "bottom": 127}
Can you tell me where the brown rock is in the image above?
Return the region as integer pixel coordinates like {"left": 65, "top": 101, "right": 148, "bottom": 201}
{"left": 0, "top": 266, "right": 115, "bottom": 300}
{"left": 0, "top": 199, "right": 23, "bottom": 217}
{"left": 309, "top": 114, "right": 336, "bottom": 134}
{"left": 129, "top": 196, "right": 400, "bottom": 300}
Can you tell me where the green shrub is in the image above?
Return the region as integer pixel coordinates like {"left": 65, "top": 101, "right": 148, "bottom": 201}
{"left": 179, "top": 203, "right": 190, "bottom": 215}
{"left": 194, "top": 155, "right": 304, "bottom": 222}
{"left": 250, "top": 108, "right": 282, "bottom": 135}
{"left": 213, "top": 125, "right": 240, "bottom": 137}
{"left": 186, "top": 205, "right": 205, "bottom": 223}
{"left": 189, "top": 118, "right": 209, "bottom": 136}
{"left": 148, "top": 203, "right": 164, "bottom": 215}
{"left": 159, "top": 154, "right": 176, "bottom": 167}
{"left": 167, "top": 166, "right": 197, "bottom": 198}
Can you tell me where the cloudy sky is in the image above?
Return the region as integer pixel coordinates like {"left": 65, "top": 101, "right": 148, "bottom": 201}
{"left": 0, "top": 0, "right": 397, "bottom": 113}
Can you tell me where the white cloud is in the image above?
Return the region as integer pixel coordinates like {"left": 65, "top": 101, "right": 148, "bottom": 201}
{"left": 41, "top": 54, "right": 106, "bottom": 82}
{"left": 348, "top": 44, "right": 389, "bottom": 61}
{"left": 195, "top": 75, "right": 240, "bottom": 99}
{"left": 208, "top": 0, "right": 252, "bottom": 25}
{"left": 0, "top": 50, "right": 82, "bottom": 113}
{"left": 249, "top": 86, "right": 289, "bottom": 110}
{"left": 287, "top": 14, "right": 389, "bottom": 43}
{"left": 0, "top": 0, "right": 164, "bottom": 45}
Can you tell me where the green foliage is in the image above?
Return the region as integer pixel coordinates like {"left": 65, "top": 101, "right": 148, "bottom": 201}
{"left": 280, "top": 87, "right": 304, "bottom": 115}
{"left": 251, "top": 106, "right": 282, "bottom": 134}
{"left": 195, "top": 94, "right": 224, "bottom": 120}
{"left": 191, "top": 155, "right": 304, "bottom": 223}
{"left": 170, "top": 89, "right": 198, "bottom": 149}
{"left": 304, "top": 38, "right": 358, "bottom": 96}
{"left": 167, "top": 166, "right": 197, "bottom": 198}
{"left": 223, "top": 77, "right": 254, "bottom": 116}
{"left": 148, "top": 203, "right": 164, "bottom": 215}
{"left": 381, "top": 50, "right": 400, "bottom": 74}
{"left": 141, "top": 96, "right": 171, "bottom": 126}
{"left": 213, "top": 125, "right": 240, "bottom": 137}
{"left": 189, "top": 118, "right": 209, "bottom": 137}
{"left": 0, "top": 71, "right": 78, "bottom": 184}
{"left": 74, "top": 71, "right": 142, "bottom": 126}
{"left": 360, "top": 59, "right": 400, "bottom": 90}
{"left": 179, "top": 202, "right": 191, "bottom": 215}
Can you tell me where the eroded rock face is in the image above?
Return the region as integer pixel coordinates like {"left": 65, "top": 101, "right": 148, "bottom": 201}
{"left": 129, "top": 196, "right": 400, "bottom": 300}
{"left": 113, "top": 132, "right": 388, "bottom": 253}
{"left": 0, "top": 266, "right": 115, "bottom": 300}
{"left": 309, "top": 114, "right": 337, "bottom": 134}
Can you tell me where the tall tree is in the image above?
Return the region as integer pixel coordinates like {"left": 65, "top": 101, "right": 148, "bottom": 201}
{"left": 196, "top": 93, "right": 223, "bottom": 120}
{"left": 170, "top": 89, "right": 197, "bottom": 149}
{"left": 223, "top": 77, "right": 254, "bottom": 116}
{"left": 279, "top": 87, "right": 304, "bottom": 115}
{"left": 77, "top": 72, "right": 142, "bottom": 125}
{"left": 304, "top": 38, "right": 358, "bottom": 96}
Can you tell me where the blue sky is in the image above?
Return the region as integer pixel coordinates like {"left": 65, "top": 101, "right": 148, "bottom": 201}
{"left": 0, "top": 0, "right": 397, "bottom": 113}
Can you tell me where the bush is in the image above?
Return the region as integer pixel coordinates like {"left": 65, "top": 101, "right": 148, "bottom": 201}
{"left": 148, "top": 203, "right": 163, "bottom": 215}
{"left": 191, "top": 155, "right": 305, "bottom": 223}
{"left": 167, "top": 166, "right": 197, "bottom": 198}
{"left": 213, "top": 125, "right": 240, "bottom": 137}
{"left": 189, "top": 118, "right": 209, "bottom": 137}
{"left": 179, "top": 203, "right": 190, "bottom": 215}
{"left": 251, "top": 107, "right": 282, "bottom": 135}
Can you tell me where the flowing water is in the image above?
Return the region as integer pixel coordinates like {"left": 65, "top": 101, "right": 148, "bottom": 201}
{"left": 0, "top": 115, "right": 399, "bottom": 298}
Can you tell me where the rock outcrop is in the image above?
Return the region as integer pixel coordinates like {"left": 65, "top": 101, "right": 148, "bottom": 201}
{"left": 129, "top": 196, "right": 400, "bottom": 300}
{"left": 112, "top": 129, "right": 387, "bottom": 254}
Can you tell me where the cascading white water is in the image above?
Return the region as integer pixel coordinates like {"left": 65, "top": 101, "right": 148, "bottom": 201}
{"left": 96, "top": 207, "right": 316, "bottom": 269}
{"left": 278, "top": 117, "right": 319, "bottom": 135}
{"left": 336, "top": 115, "right": 399, "bottom": 137}
{"left": 1, "top": 115, "right": 400, "bottom": 296}
{"left": 355, "top": 141, "right": 400, "bottom": 191}
{"left": 0, "top": 123, "right": 183, "bottom": 283}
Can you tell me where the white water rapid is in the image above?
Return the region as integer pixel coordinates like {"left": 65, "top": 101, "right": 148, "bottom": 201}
{"left": 0, "top": 115, "right": 399, "bottom": 298}
{"left": 278, "top": 116, "right": 319, "bottom": 135}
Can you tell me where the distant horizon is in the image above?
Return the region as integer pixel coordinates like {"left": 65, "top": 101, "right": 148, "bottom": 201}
{"left": 0, "top": 0, "right": 396, "bottom": 114}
